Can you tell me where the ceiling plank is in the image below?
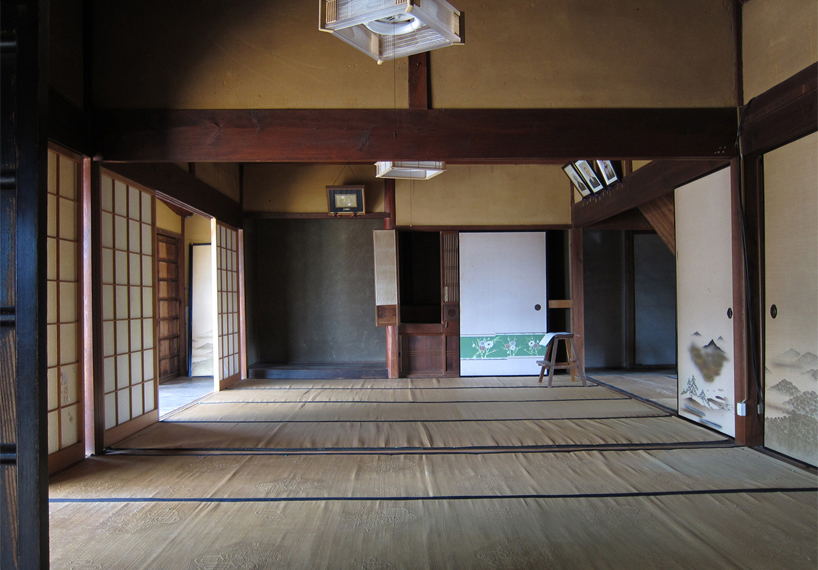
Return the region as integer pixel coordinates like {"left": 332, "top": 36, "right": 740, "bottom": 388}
{"left": 572, "top": 159, "right": 730, "bottom": 228}
{"left": 93, "top": 107, "right": 737, "bottom": 163}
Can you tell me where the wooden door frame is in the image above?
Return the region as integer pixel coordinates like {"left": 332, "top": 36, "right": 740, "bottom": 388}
{"left": 156, "top": 228, "right": 187, "bottom": 381}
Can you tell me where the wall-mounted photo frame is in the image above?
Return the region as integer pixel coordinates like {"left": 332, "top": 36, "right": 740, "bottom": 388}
{"left": 575, "top": 160, "right": 605, "bottom": 193}
{"left": 562, "top": 163, "right": 592, "bottom": 197}
{"left": 596, "top": 160, "right": 620, "bottom": 186}
{"left": 327, "top": 185, "right": 365, "bottom": 215}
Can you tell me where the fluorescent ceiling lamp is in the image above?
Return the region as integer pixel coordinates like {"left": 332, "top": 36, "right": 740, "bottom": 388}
{"left": 375, "top": 161, "right": 445, "bottom": 180}
{"left": 320, "top": 0, "right": 464, "bottom": 64}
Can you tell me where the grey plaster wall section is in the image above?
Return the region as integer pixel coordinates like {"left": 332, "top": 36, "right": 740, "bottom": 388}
{"left": 583, "top": 230, "right": 626, "bottom": 368}
{"left": 634, "top": 233, "right": 677, "bottom": 366}
{"left": 251, "top": 219, "right": 386, "bottom": 364}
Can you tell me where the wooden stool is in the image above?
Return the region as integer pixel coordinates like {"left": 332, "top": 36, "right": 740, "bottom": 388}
{"left": 536, "top": 333, "right": 587, "bottom": 388}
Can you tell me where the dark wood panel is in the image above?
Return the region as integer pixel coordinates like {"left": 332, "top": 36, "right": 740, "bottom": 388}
{"left": 100, "top": 163, "right": 242, "bottom": 229}
{"left": 245, "top": 212, "right": 389, "bottom": 220}
{"left": 93, "top": 107, "right": 737, "bottom": 163}
{"left": 156, "top": 233, "right": 182, "bottom": 381}
{"left": 586, "top": 208, "right": 652, "bottom": 231}
{"left": 570, "top": 229, "right": 585, "bottom": 366}
{"left": 400, "top": 334, "right": 446, "bottom": 376}
{"left": 48, "top": 87, "right": 90, "bottom": 158}
{"left": 572, "top": 159, "right": 730, "bottom": 227}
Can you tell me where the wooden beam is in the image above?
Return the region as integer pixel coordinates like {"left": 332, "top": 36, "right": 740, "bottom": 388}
{"left": 569, "top": 229, "right": 585, "bottom": 368}
{"left": 572, "top": 159, "right": 730, "bottom": 228}
{"left": 93, "top": 107, "right": 737, "bottom": 163}
{"left": 244, "top": 212, "right": 389, "bottom": 220}
{"left": 637, "top": 193, "right": 676, "bottom": 254}
{"left": 741, "top": 63, "right": 817, "bottom": 156}
{"left": 408, "top": 52, "right": 431, "bottom": 110}
{"left": 383, "top": 179, "right": 399, "bottom": 379}
{"left": 99, "top": 162, "right": 243, "bottom": 229}
{"left": 585, "top": 208, "right": 652, "bottom": 231}
{"left": 48, "top": 87, "right": 91, "bottom": 158}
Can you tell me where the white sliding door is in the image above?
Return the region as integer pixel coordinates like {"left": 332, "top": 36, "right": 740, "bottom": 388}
{"left": 763, "top": 132, "right": 818, "bottom": 466}
{"left": 675, "top": 168, "right": 735, "bottom": 437}
{"left": 460, "top": 232, "right": 547, "bottom": 376}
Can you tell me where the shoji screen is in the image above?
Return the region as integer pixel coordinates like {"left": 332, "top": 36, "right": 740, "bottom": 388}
{"left": 46, "top": 149, "right": 84, "bottom": 468}
{"left": 99, "top": 172, "right": 158, "bottom": 443}
{"left": 215, "top": 222, "right": 241, "bottom": 388}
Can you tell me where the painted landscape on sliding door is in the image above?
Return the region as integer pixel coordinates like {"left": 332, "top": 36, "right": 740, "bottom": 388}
{"left": 763, "top": 133, "right": 818, "bottom": 467}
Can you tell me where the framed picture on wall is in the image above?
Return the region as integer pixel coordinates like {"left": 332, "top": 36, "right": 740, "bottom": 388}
{"left": 327, "top": 185, "right": 365, "bottom": 215}
{"left": 562, "top": 163, "right": 593, "bottom": 197}
{"left": 574, "top": 160, "right": 605, "bottom": 193}
{"left": 596, "top": 160, "right": 620, "bottom": 186}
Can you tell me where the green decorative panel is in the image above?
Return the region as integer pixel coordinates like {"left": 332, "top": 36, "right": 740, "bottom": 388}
{"left": 460, "top": 334, "right": 547, "bottom": 360}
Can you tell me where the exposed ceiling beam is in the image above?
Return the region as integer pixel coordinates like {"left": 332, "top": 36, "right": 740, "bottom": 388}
{"left": 638, "top": 193, "right": 676, "bottom": 254}
{"left": 572, "top": 159, "right": 730, "bottom": 228}
{"left": 93, "top": 107, "right": 737, "bottom": 163}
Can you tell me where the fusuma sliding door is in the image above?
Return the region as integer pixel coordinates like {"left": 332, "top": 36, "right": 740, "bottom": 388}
{"left": 763, "top": 132, "right": 818, "bottom": 467}
{"left": 675, "top": 168, "right": 735, "bottom": 437}
{"left": 460, "top": 232, "right": 547, "bottom": 376}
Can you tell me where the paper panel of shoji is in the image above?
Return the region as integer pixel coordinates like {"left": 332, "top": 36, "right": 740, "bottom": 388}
{"left": 216, "top": 223, "right": 240, "bottom": 383}
{"left": 46, "top": 149, "right": 83, "bottom": 454}
{"left": 100, "top": 173, "right": 157, "bottom": 430}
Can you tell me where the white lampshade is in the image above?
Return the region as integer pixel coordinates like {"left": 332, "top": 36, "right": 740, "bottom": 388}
{"left": 320, "top": 0, "right": 463, "bottom": 64}
{"left": 375, "top": 161, "right": 445, "bottom": 180}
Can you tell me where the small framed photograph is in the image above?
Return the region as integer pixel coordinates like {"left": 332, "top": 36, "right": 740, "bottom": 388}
{"left": 327, "top": 185, "right": 365, "bottom": 215}
{"left": 562, "top": 163, "right": 592, "bottom": 197}
{"left": 574, "top": 160, "right": 605, "bottom": 193}
{"left": 596, "top": 160, "right": 620, "bottom": 186}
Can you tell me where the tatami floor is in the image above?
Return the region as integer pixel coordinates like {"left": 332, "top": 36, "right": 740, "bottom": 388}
{"left": 587, "top": 370, "right": 678, "bottom": 411}
{"left": 50, "top": 375, "right": 817, "bottom": 569}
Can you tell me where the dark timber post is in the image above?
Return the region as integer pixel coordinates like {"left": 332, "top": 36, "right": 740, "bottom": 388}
{"left": 0, "top": 1, "right": 50, "bottom": 568}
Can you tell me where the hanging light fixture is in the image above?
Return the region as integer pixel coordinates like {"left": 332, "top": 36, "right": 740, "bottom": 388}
{"left": 320, "top": 0, "right": 464, "bottom": 64}
{"left": 375, "top": 161, "right": 445, "bottom": 180}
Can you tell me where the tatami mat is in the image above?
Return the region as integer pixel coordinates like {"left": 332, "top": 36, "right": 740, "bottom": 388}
{"left": 50, "top": 492, "right": 818, "bottom": 570}
{"left": 51, "top": 376, "right": 817, "bottom": 569}
{"left": 112, "top": 415, "right": 725, "bottom": 452}
{"left": 50, "top": 447, "right": 816, "bottom": 501}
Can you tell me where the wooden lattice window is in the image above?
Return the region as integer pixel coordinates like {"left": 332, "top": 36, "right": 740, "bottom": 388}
{"left": 99, "top": 173, "right": 157, "bottom": 430}
{"left": 46, "top": 150, "right": 83, "bottom": 456}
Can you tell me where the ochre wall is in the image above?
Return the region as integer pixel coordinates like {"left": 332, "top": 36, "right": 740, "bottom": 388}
{"left": 743, "top": 0, "right": 818, "bottom": 100}
{"left": 194, "top": 163, "right": 241, "bottom": 203}
{"left": 243, "top": 164, "right": 385, "bottom": 214}
{"left": 156, "top": 200, "right": 182, "bottom": 234}
{"left": 49, "top": 0, "right": 84, "bottom": 108}
{"left": 92, "top": 0, "right": 408, "bottom": 109}
{"left": 91, "top": 0, "right": 735, "bottom": 110}
{"left": 433, "top": 0, "right": 737, "bottom": 108}
{"left": 394, "top": 165, "right": 571, "bottom": 227}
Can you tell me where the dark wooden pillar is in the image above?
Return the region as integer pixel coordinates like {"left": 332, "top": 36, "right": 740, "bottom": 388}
{"left": 383, "top": 179, "right": 399, "bottom": 379}
{"left": 0, "top": 1, "right": 50, "bottom": 568}
{"left": 408, "top": 52, "right": 431, "bottom": 110}
{"left": 734, "top": 157, "right": 764, "bottom": 446}
{"left": 569, "top": 229, "right": 585, "bottom": 367}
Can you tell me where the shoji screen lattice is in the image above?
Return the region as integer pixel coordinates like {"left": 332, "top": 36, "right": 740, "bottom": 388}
{"left": 215, "top": 222, "right": 241, "bottom": 386}
{"left": 99, "top": 173, "right": 158, "bottom": 436}
{"left": 46, "top": 150, "right": 83, "bottom": 460}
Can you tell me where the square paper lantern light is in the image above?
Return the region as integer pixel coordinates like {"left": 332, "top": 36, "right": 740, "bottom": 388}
{"left": 320, "top": 0, "right": 464, "bottom": 64}
{"left": 375, "top": 161, "right": 446, "bottom": 180}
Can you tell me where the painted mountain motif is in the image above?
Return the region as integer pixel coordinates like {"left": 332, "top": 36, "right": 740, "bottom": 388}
{"left": 766, "top": 411, "right": 818, "bottom": 465}
{"left": 795, "top": 352, "right": 818, "bottom": 370}
{"left": 768, "top": 379, "right": 801, "bottom": 398}
{"left": 774, "top": 348, "right": 802, "bottom": 366}
{"left": 680, "top": 375, "right": 730, "bottom": 411}
{"left": 801, "top": 369, "right": 818, "bottom": 381}
{"left": 783, "top": 391, "right": 818, "bottom": 419}
{"left": 689, "top": 339, "right": 728, "bottom": 382}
